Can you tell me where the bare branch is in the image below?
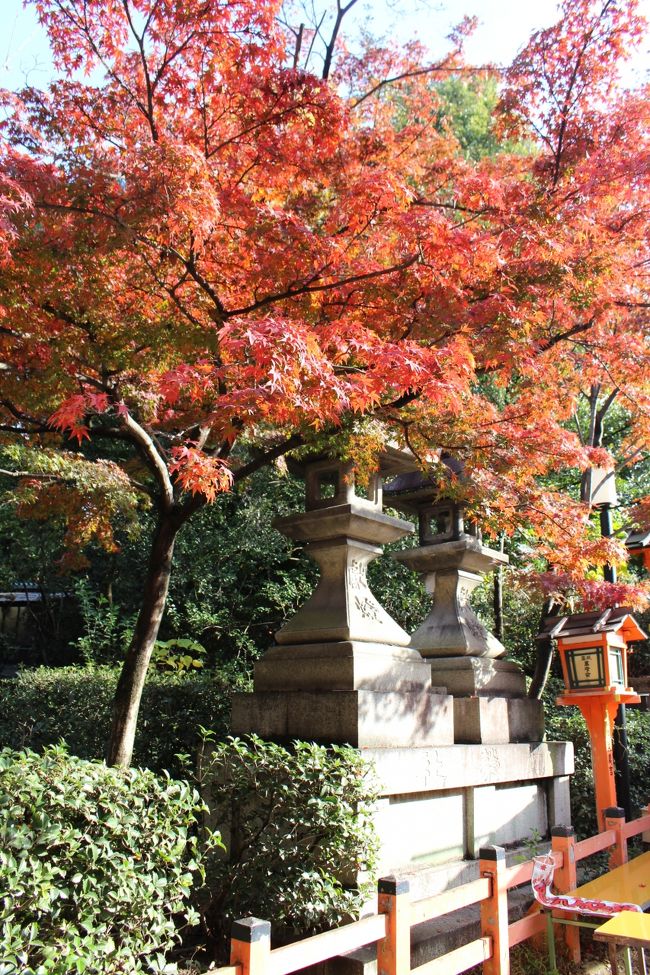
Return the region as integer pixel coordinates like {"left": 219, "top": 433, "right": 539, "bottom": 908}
{"left": 322, "top": 0, "right": 360, "bottom": 80}
{"left": 116, "top": 408, "right": 174, "bottom": 510}
{"left": 232, "top": 433, "right": 305, "bottom": 482}
{"left": 353, "top": 62, "right": 469, "bottom": 109}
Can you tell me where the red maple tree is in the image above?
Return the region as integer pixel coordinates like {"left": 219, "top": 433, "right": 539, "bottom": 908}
{"left": 1, "top": 0, "right": 648, "bottom": 765}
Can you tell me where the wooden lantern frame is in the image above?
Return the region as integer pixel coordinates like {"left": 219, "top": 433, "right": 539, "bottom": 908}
{"left": 557, "top": 632, "right": 629, "bottom": 695}
{"left": 540, "top": 609, "right": 644, "bottom": 828}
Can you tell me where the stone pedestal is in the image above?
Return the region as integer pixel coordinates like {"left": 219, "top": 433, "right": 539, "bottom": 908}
{"left": 231, "top": 688, "right": 454, "bottom": 748}
{"left": 394, "top": 537, "right": 508, "bottom": 659}
{"left": 453, "top": 696, "right": 545, "bottom": 744}
{"left": 367, "top": 740, "right": 573, "bottom": 870}
{"left": 390, "top": 535, "right": 545, "bottom": 743}
{"left": 380, "top": 469, "right": 541, "bottom": 745}
{"left": 428, "top": 657, "right": 525, "bottom": 697}
{"left": 255, "top": 642, "right": 434, "bottom": 693}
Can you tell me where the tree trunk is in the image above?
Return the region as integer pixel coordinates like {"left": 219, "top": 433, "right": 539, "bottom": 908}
{"left": 106, "top": 511, "right": 180, "bottom": 767}
{"left": 493, "top": 535, "right": 505, "bottom": 644}
{"left": 528, "top": 597, "right": 558, "bottom": 700}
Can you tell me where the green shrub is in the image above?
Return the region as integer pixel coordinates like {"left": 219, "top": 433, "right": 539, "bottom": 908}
{"left": 199, "top": 735, "right": 379, "bottom": 950}
{"left": 0, "top": 745, "right": 210, "bottom": 974}
{"left": 0, "top": 666, "right": 248, "bottom": 777}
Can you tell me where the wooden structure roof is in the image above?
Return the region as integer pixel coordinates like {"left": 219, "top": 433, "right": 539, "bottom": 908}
{"left": 539, "top": 608, "right": 647, "bottom": 644}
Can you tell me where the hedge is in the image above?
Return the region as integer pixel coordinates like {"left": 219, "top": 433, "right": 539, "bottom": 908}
{"left": 0, "top": 744, "right": 209, "bottom": 974}
{"left": 199, "top": 734, "right": 379, "bottom": 951}
{"left": 0, "top": 665, "right": 247, "bottom": 777}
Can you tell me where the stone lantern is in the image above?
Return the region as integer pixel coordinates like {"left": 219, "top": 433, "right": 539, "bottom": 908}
{"left": 226, "top": 451, "right": 574, "bottom": 898}
{"left": 385, "top": 462, "right": 544, "bottom": 744}
{"left": 231, "top": 454, "right": 454, "bottom": 748}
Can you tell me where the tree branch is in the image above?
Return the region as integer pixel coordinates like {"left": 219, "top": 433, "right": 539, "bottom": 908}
{"left": 225, "top": 254, "right": 419, "bottom": 317}
{"left": 116, "top": 408, "right": 175, "bottom": 511}
{"left": 232, "top": 433, "right": 305, "bottom": 483}
{"left": 322, "top": 0, "right": 360, "bottom": 81}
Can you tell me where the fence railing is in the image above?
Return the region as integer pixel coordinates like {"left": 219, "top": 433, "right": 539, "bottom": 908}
{"left": 218, "top": 804, "right": 650, "bottom": 975}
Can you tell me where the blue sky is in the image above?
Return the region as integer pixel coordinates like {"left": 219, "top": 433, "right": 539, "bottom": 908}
{"left": 1, "top": 0, "right": 648, "bottom": 91}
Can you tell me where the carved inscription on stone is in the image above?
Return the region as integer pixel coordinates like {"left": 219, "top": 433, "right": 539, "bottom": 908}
{"left": 354, "top": 594, "right": 380, "bottom": 621}
{"left": 348, "top": 559, "right": 367, "bottom": 588}
{"left": 348, "top": 558, "right": 380, "bottom": 620}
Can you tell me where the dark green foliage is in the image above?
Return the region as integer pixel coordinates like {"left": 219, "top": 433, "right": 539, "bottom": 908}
{"left": 164, "top": 469, "right": 317, "bottom": 666}
{"left": 0, "top": 501, "right": 79, "bottom": 667}
{"left": 51, "top": 467, "right": 319, "bottom": 671}
{"left": 199, "top": 735, "right": 379, "bottom": 951}
{"left": 2, "top": 466, "right": 432, "bottom": 671}
{"left": 0, "top": 666, "right": 248, "bottom": 777}
{"left": 0, "top": 744, "right": 208, "bottom": 974}
{"left": 471, "top": 570, "right": 546, "bottom": 678}
{"left": 367, "top": 523, "right": 429, "bottom": 635}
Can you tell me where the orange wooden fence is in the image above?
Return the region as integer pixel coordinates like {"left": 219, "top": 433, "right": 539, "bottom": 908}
{"left": 218, "top": 804, "right": 650, "bottom": 975}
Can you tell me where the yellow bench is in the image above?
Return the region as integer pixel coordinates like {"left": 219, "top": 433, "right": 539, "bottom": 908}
{"left": 594, "top": 911, "right": 650, "bottom": 975}
{"left": 561, "top": 851, "right": 650, "bottom": 975}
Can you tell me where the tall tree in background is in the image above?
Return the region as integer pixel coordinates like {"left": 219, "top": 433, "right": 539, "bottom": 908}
{"left": 1, "top": 0, "right": 649, "bottom": 765}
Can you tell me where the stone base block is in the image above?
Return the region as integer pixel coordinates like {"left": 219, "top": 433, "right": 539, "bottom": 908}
{"left": 365, "top": 742, "right": 573, "bottom": 872}
{"left": 454, "top": 696, "right": 545, "bottom": 744}
{"left": 231, "top": 688, "right": 454, "bottom": 747}
{"left": 429, "top": 657, "right": 527, "bottom": 697}
{"left": 254, "top": 641, "right": 433, "bottom": 693}
{"left": 365, "top": 740, "right": 573, "bottom": 796}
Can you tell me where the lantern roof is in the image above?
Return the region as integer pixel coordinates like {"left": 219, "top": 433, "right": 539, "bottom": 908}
{"left": 383, "top": 454, "right": 465, "bottom": 505}
{"left": 626, "top": 529, "right": 650, "bottom": 550}
{"left": 539, "top": 607, "right": 647, "bottom": 644}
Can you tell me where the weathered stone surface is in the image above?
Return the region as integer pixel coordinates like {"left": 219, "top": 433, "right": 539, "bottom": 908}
{"left": 368, "top": 748, "right": 572, "bottom": 873}
{"left": 395, "top": 539, "right": 508, "bottom": 659}
{"left": 274, "top": 504, "right": 412, "bottom": 546}
{"left": 254, "top": 641, "right": 432, "bottom": 693}
{"left": 274, "top": 506, "right": 413, "bottom": 648}
{"left": 467, "top": 782, "right": 548, "bottom": 858}
{"left": 374, "top": 791, "right": 465, "bottom": 867}
{"left": 429, "top": 657, "right": 527, "bottom": 697}
{"left": 395, "top": 537, "right": 508, "bottom": 576}
{"left": 547, "top": 774, "right": 572, "bottom": 828}
{"left": 231, "top": 688, "right": 455, "bottom": 747}
{"left": 453, "top": 696, "right": 545, "bottom": 744}
{"left": 507, "top": 698, "right": 545, "bottom": 743}
{"left": 363, "top": 740, "right": 574, "bottom": 794}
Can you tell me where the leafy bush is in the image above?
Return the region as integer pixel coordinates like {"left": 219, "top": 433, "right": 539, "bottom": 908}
{"left": 199, "top": 735, "right": 379, "bottom": 950}
{"left": 0, "top": 745, "right": 209, "bottom": 974}
{"left": 0, "top": 666, "right": 248, "bottom": 777}
{"left": 73, "top": 580, "right": 135, "bottom": 666}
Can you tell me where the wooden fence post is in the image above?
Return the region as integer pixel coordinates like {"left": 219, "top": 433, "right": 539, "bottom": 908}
{"left": 479, "top": 845, "right": 509, "bottom": 975}
{"left": 551, "top": 825, "right": 580, "bottom": 964}
{"left": 377, "top": 875, "right": 411, "bottom": 975}
{"left": 230, "top": 917, "right": 271, "bottom": 975}
{"left": 604, "top": 806, "right": 627, "bottom": 868}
